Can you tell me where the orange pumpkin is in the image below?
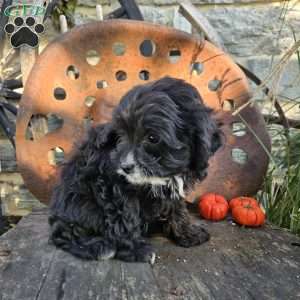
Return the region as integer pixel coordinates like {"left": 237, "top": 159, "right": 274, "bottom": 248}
{"left": 229, "top": 197, "right": 259, "bottom": 210}
{"left": 198, "top": 193, "right": 229, "bottom": 221}
{"left": 232, "top": 203, "right": 265, "bottom": 227}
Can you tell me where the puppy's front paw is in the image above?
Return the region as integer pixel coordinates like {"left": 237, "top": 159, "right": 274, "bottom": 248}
{"left": 81, "top": 237, "right": 116, "bottom": 261}
{"left": 174, "top": 225, "right": 210, "bottom": 248}
{"left": 135, "top": 242, "right": 156, "bottom": 265}
{"left": 116, "top": 241, "right": 156, "bottom": 264}
{"left": 97, "top": 246, "right": 116, "bottom": 261}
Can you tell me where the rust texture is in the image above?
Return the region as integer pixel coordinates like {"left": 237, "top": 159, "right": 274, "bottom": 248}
{"left": 16, "top": 20, "right": 271, "bottom": 204}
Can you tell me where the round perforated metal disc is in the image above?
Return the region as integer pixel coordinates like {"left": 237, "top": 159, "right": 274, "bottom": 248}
{"left": 16, "top": 20, "right": 270, "bottom": 204}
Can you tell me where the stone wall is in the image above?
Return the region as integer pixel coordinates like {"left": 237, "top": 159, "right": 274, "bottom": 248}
{"left": 1, "top": 0, "right": 300, "bottom": 215}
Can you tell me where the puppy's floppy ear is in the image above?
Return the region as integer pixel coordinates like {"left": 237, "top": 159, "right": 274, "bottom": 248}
{"left": 191, "top": 107, "right": 223, "bottom": 180}
{"left": 150, "top": 76, "right": 223, "bottom": 180}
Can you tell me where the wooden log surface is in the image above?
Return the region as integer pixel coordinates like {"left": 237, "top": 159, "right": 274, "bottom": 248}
{"left": 0, "top": 210, "right": 300, "bottom": 300}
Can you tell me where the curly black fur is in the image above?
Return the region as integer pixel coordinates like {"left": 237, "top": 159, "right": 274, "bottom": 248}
{"left": 49, "top": 77, "right": 222, "bottom": 263}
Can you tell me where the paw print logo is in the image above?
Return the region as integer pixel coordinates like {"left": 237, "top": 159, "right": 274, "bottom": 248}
{"left": 4, "top": 16, "right": 45, "bottom": 48}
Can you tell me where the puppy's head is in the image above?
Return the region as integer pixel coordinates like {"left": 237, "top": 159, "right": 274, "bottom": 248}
{"left": 111, "top": 77, "right": 222, "bottom": 186}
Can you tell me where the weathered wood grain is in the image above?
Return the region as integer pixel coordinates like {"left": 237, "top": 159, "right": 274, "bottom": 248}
{"left": 37, "top": 251, "right": 162, "bottom": 300}
{"left": 0, "top": 211, "right": 56, "bottom": 300}
{"left": 0, "top": 210, "right": 299, "bottom": 300}
{"left": 118, "top": 0, "right": 144, "bottom": 21}
{"left": 179, "top": 1, "right": 225, "bottom": 51}
{"left": 153, "top": 220, "right": 300, "bottom": 300}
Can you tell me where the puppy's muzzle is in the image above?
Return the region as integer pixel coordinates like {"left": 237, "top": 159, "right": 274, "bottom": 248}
{"left": 121, "top": 162, "right": 135, "bottom": 174}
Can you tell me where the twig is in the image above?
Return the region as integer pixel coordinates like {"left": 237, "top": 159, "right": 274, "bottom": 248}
{"left": 59, "top": 15, "right": 68, "bottom": 33}
{"left": 2, "top": 102, "right": 17, "bottom": 115}
{"left": 238, "top": 63, "right": 290, "bottom": 134}
{"left": 105, "top": 7, "right": 126, "bottom": 19}
{"left": 2, "top": 79, "right": 22, "bottom": 90}
{"left": 274, "top": 99, "right": 289, "bottom": 133}
{"left": 0, "top": 48, "right": 17, "bottom": 68}
{"left": 0, "top": 89, "right": 21, "bottom": 100}
{"left": 96, "top": 5, "right": 103, "bottom": 21}
{"left": 237, "top": 113, "right": 276, "bottom": 165}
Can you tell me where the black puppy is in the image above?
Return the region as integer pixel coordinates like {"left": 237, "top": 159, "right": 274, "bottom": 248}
{"left": 49, "top": 77, "right": 222, "bottom": 263}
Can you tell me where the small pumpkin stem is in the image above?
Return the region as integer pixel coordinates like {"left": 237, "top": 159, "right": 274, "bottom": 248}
{"left": 243, "top": 204, "right": 253, "bottom": 209}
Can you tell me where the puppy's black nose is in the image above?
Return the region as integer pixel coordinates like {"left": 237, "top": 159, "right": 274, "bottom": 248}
{"left": 121, "top": 164, "right": 134, "bottom": 174}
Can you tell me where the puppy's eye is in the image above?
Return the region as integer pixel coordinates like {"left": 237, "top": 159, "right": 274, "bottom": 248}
{"left": 147, "top": 134, "right": 160, "bottom": 144}
{"left": 116, "top": 135, "right": 123, "bottom": 145}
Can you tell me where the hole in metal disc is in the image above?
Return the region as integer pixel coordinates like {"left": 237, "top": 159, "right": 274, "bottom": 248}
{"left": 96, "top": 80, "right": 108, "bottom": 89}
{"left": 66, "top": 65, "right": 80, "bottom": 80}
{"left": 208, "top": 79, "right": 222, "bottom": 91}
{"left": 25, "top": 113, "right": 64, "bottom": 141}
{"left": 116, "top": 71, "right": 127, "bottom": 81}
{"left": 139, "top": 70, "right": 150, "bottom": 81}
{"left": 191, "top": 62, "right": 204, "bottom": 75}
{"left": 168, "top": 49, "right": 181, "bottom": 63}
{"left": 54, "top": 87, "right": 66, "bottom": 100}
{"left": 86, "top": 50, "right": 100, "bottom": 66}
{"left": 113, "top": 42, "right": 126, "bottom": 56}
{"left": 48, "top": 147, "right": 64, "bottom": 166}
{"left": 85, "top": 96, "right": 96, "bottom": 107}
{"left": 222, "top": 99, "right": 235, "bottom": 111}
{"left": 232, "top": 148, "right": 248, "bottom": 165}
{"left": 232, "top": 122, "right": 247, "bottom": 137}
{"left": 140, "top": 40, "right": 156, "bottom": 57}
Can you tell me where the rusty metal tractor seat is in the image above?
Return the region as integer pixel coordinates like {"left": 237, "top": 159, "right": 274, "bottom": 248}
{"left": 16, "top": 20, "right": 270, "bottom": 204}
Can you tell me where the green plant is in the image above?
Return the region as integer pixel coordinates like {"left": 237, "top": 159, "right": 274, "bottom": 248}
{"left": 52, "top": 0, "right": 77, "bottom": 30}
{"left": 237, "top": 0, "right": 300, "bottom": 235}
{"left": 258, "top": 131, "right": 300, "bottom": 235}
